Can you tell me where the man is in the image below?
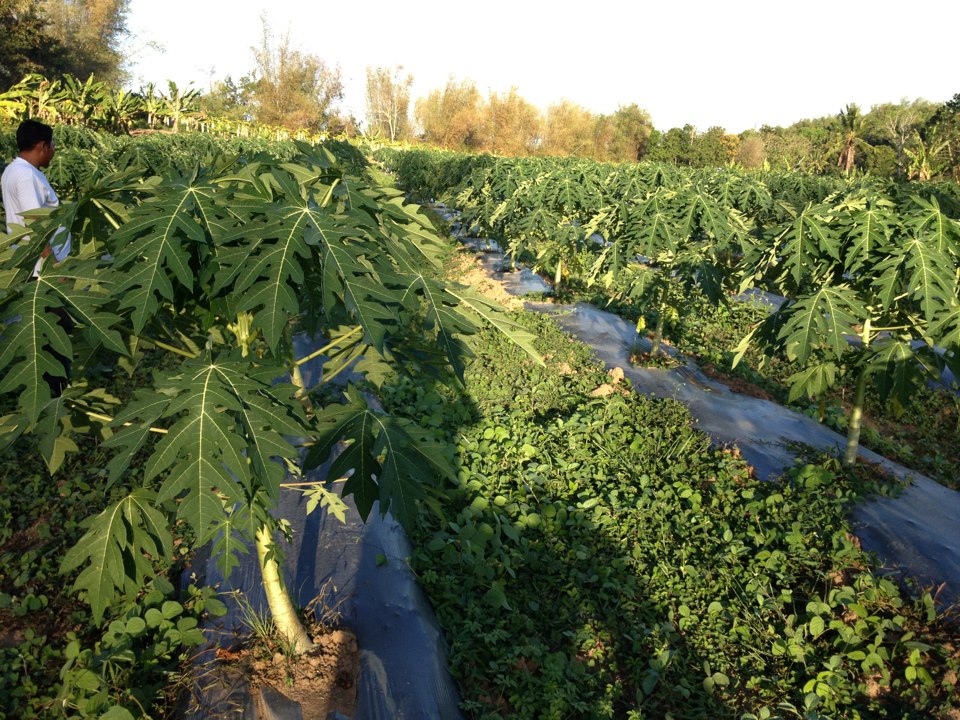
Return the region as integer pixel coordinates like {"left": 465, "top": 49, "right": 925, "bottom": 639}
{"left": 2, "top": 119, "right": 72, "bottom": 395}
{"left": 2, "top": 119, "right": 71, "bottom": 274}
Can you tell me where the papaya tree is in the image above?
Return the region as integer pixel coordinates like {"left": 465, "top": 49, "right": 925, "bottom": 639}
{"left": 734, "top": 189, "right": 959, "bottom": 464}
{"left": 591, "top": 183, "right": 741, "bottom": 355}
{"left": 0, "top": 138, "right": 540, "bottom": 656}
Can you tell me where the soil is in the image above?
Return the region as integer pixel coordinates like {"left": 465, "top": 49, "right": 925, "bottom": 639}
{"left": 699, "top": 362, "right": 777, "bottom": 401}
{"left": 221, "top": 628, "right": 360, "bottom": 720}
{"left": 447, "top": 248, "right": 526, "bottom": 310}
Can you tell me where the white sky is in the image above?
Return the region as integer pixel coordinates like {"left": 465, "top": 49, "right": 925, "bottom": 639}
{"left": 123, "top": 0, "right": 960, "bottom": 134}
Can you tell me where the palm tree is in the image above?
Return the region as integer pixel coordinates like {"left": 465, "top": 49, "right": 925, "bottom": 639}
{"left": 836, "top": 103, "right": 867, "bottom": 174}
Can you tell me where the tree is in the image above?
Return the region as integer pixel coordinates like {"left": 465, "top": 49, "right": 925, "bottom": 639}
{"left": 199, "top": 75, "right": 254, "bottom": 123}
{"left": 1, "top": 141, "right": 543, "bottom": 662}
{"left": 541, "top": 100, "right": 594, "bottom": 156}
{"left": 0, "top": 0, "right": 65, "bottom": 90}
{"left": 159, "top": 80, "right": 200, "bottom": 132}
{"left": 917, "top": 94, "right": 960, "bottom": 180}
{"left": 39, "top": 0, "right": 130, "bottom": 83}
{"left": 690, "top": 126, "right": 734, "bottom": 167}
{"left": 415, "top": 77, "right": 484, "bottom": 150}
{"left": 835, "top": 103, "right": 868, "bottom": 174}
{"left": 866, "top": 99, "right": 937, "bottom": 178}
{"left": 609, "top": 104, "right": 653, "bottom": 162}
{"left": 735, "top": 132, "right": 766, "bottom": 168}
{"left": 480, "top": 87, "right": 541, "bottom": 156}
{"left": 249, "top": 16, "right": 343, "bottom": 132}
{"left": 647, "top": 125, "right": 696, "bottom": 165}
{"left": 365, "top": 65, "right": 412, "bottom": 142}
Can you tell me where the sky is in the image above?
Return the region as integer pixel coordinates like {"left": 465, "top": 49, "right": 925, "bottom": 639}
{"left": 123, "top": 0, "right": 960, "bottom": 134}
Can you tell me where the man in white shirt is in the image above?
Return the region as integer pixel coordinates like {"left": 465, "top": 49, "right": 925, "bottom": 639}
{"left": 2, "top": 119, "right": 73, "bottom": 395}
{"left": 2, "top": 119, "right": 71, "bottom": 275}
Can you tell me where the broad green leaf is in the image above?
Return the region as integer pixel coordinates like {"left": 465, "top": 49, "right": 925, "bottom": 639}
{"left": 0, "top": 273, "right": 74, "bottom": 423}
{"left": 775, "top": 202, "right": 839, "bottom": 292}
{"left": 446, "top": 285, "right": 544, "bottom": 370}
{"left": 778, "top": 286, "right": 865, "bottom": 364}
{"left": 787, "top": 362, "right": 838, "bottom": 402}
{"left": 110, "top": 176, "right": 214, "bottom": 332}
{"left": 146, "top": 358, "right": 302, "bottom": 542}
{"left": 403, "top": 274, "right": 477, "bottom": 381}
{"left": 865, "top": 338, "right": 927, "bottom": 406}
{"left": 61, "top": 489, "right": 172, "bottom": 623}
{"left": 306, "top": 387, "right": 381, "bottom": 520}
{"left": 374, "top": 417, "right": 453, "bottom": 529}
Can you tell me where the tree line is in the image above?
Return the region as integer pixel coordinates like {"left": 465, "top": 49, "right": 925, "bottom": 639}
{"left": 3, "top": 2, "right": 959, "bottom": 181}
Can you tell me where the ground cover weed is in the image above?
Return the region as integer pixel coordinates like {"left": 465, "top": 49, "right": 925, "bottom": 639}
{"left": 385, "top": 310, "right": 960, "bottom": 719}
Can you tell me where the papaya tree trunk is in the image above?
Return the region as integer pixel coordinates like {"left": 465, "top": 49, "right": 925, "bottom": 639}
{"left": 843, "top": 317, "right": 871, "bottom": 466}
{"left": 650, "top": 286, "right": 670, "bottom": 356}
{"left": 650, "top": 307, "right": 666, "bottom": 356}
{"left": 256, "top": 524, "right": 313, "bottom": 654}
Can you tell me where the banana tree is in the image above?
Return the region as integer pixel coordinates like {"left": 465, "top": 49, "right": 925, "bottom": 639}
{"left": 160, "top": 81, "right": 201, "bottom": 132}
{"left": 60, "top": 74, "right": 106, "bottom": 127}
{"left": 734, "top": 190, "right": 959, "bottom": 464}
{"left": 0, "top": 139, "right": 540, "bottom": 654}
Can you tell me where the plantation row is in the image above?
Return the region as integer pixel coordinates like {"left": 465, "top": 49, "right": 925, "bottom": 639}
{"left": 0, "top": 131, "right": 538, "bottom": 717}
{"left": 378, "top": 148, "right": 960, "bottom": 469}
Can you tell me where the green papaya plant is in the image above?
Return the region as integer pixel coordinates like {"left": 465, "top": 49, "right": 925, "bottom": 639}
{"left": 592, "top": 184, "right": 739, "bottom": 354}
{"left": 0, "top": 137, "right": 540, "bottom": 658}
{"left": 735, "top": 189, "right": 959, "bottom": 464}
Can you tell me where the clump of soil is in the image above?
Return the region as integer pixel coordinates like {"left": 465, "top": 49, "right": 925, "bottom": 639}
{"left": 218, "top": 628, "right": 359, "bottom": 720}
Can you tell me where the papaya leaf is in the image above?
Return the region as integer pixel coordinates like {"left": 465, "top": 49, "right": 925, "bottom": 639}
{"left": 777, "top": 286, "right": 864, "bottom": 365}
{"left": 865, "top": 338, "right": 925, "bottom": 406}
{"left": 907, "top": 195, "right": 960, "bottom": 258}
{"left": 61, "top": 489, "right": 172, "bottom": 623}
{"left": 0, "top": 273, "right": 74, "bottom": 423}
{"left": 786, "top": 362, "right": 838, "bottom": 402}
{"left": 109, "top": 178, "right": 210, "bottom": 332}
{"left": 841, "top": 193, "right": 895, "bottom": 277}
{"left": 103, "top": 389, "right": 172, "bottom": 484}
{"left": 776, "top": 202, "right": 839, "bottom": 291}
{"left": 375, "top": 416, "right": 453, "bottom": 530}
{"left": 210, "top": 503, "right": 253, "bottom": 580}
{"left": 306, "top": 387, "right": 380, "bottom": 520}
{"left": 445, "top": 285, "right": 543, "bottom": 371}
{"left": 147, "top": 359, "right": 272, "bottom": 544}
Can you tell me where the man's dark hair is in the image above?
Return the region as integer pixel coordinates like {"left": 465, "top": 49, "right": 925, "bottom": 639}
{"left": 16, "top": 120, "right": 53, "bottom": 152}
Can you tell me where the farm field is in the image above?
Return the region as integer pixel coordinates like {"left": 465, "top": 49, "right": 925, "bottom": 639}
{"left": 0, "top": 128, "right": 958, "bottom": 719}
{"left": 379, "top": 147, "right": 960, "bottom": 491}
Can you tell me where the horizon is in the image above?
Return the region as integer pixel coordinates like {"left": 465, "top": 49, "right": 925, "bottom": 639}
{"left": 123, "top": 0, "right": 959, "bottom": 134}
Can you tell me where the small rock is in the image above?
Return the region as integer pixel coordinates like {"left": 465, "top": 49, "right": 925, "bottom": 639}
{"left": 557, "top": 362, "right": 574, "bottom": 375}
{"left": 273, "top": 652, "right": 285, "bottom": 665}
{"left": 608, "top": 367, "right": 625, "bottom": 384}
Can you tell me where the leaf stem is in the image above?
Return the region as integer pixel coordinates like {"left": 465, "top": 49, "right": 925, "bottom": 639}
{"left": 294, "top": 326, "right": 363, "bottom": 367}
{"left": 150, "top": 338, "right": 200, "bottom": 359}
{"left": 70, "top": 403, "right": 168, "bottom": 434}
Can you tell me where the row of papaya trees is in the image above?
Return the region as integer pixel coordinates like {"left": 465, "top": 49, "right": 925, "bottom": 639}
{"left": 379, "top": 148, "right": 960, "bottom": 466}
{"left": 0, "top": 132, "right": 539, "bottom": 715}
